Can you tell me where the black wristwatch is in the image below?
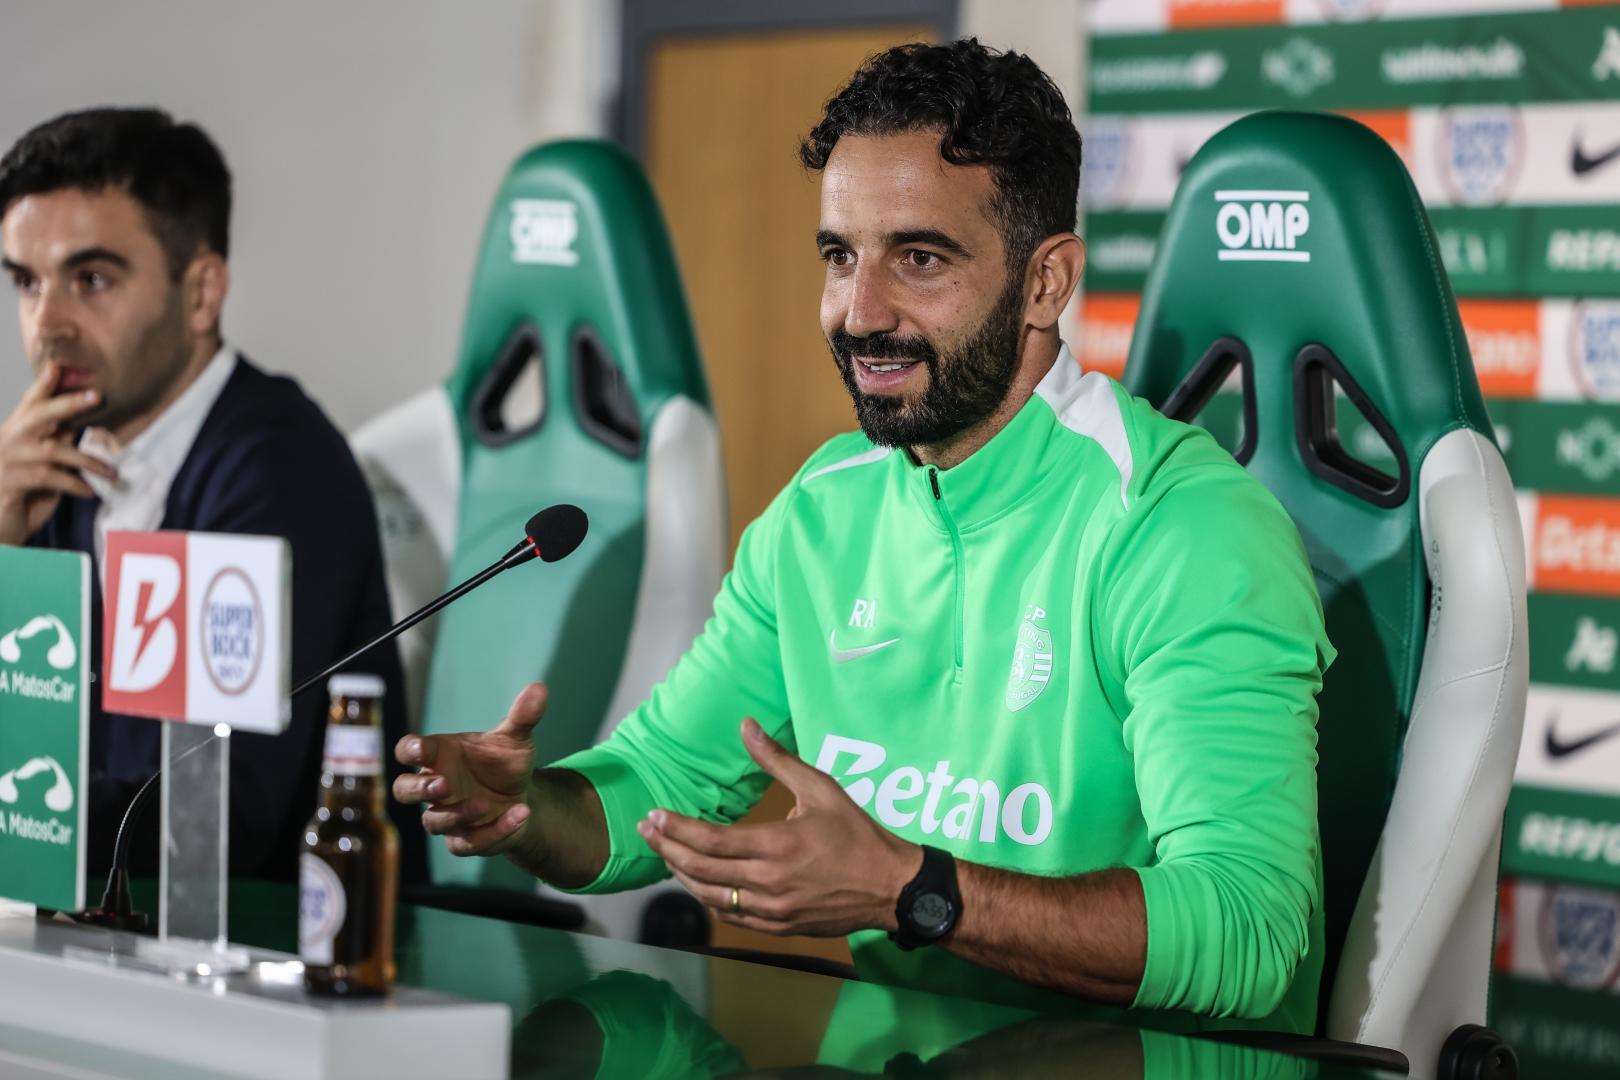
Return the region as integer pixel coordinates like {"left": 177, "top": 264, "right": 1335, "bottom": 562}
{"left": 890, "top": 845, "right": 961, "bottom": 950}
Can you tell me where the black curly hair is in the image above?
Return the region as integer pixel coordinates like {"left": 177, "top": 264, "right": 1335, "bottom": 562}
{"left": 0, "top": 108, "right": 231, "bottom": 280}
{"left": 799, "top": 38, "right": 1081, "bottom": 279}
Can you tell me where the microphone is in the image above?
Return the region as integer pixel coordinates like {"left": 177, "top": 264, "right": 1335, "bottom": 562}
{"left": 81, "top": 503, "right": 588, "bottom": 931}
{"left": 292, "top": 502, "right": 588, "bottom": 697}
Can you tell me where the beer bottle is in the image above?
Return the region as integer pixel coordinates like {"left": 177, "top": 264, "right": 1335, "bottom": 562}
{"left": 300, "top": 673, "right": 399, "bottom": 996}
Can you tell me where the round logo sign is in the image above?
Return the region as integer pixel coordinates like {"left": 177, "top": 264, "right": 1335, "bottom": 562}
{"left": 1538, "top": 885, "right": 1620, "bottom": 991}
{"left": 1437, "top": 106, "right": 1524, "bottom": 206}
{"left": 1569, "top": 301, "right": 1620, "bottom": 403}
{"left": 199, "top": 567, "right": 264, "bottom": 696}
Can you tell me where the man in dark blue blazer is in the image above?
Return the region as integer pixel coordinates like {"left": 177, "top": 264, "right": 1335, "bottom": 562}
{"left": 0, "top": 107, "right": 423, "bottom": 883}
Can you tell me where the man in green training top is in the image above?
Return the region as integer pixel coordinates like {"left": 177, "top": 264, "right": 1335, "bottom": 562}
{"left": 394, "top": 39, "right": 1334, "bottom": 1032}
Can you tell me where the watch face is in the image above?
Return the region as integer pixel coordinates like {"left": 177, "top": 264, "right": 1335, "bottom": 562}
{"left": 911, "top": 891, "right": 954, "bottom": 934}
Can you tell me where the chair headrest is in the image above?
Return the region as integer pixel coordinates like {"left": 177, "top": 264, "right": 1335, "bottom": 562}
{"left": 445, "top": 139, "right": 708, "bottom": 459}
{"left": 1123, "top": 110, "right": 1493, "bottom": 512}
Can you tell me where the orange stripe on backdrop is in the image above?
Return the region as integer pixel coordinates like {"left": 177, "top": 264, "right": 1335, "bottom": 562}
{"left": 1339, "top": 110, "right": 1413, "bottom": 170}
{"left": 1169, "top": 0, "right": 1285, "bottom": 28}
{"left": 1532, "top": 495, "right": 1620, "bottom": 597}
{"left": 1561, "top": 0, "right": 1620, "bottom": 8}
{"left": 1457, "top": 299, "right": 1542, "bottom": 399}
{"left": 1076, "top": 293, "right": 1140, "bottom": 380}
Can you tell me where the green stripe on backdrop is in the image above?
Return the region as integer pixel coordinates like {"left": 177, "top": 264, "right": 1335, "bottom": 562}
{"left": 1528, "top": 592, "right": 1620, "bottom": 693}
{"left": 1492, "top": 398, "right": 1620, "bottom": 498}
{"left": 1504, "top": 785, "right": 1620, "bottom": 891}
{"left": 1085, "top": 205, "right": 1620, "bottom": 296}
{"left": 1089, "top": 8, "right": 1620, "bottom": 114}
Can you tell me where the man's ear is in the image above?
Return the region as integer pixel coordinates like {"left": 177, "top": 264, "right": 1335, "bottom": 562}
{"left": 185, "top": 251, "right": 230, "bottom": 338}
{"left": 1023, "top": 233, "right": 1085, "bottom": 332}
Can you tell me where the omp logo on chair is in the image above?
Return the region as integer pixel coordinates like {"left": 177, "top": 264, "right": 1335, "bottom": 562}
{"left": 102, "top": 530, "right": 291, "bottom": 733}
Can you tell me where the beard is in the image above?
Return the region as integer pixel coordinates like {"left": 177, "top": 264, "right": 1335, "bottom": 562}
{"left": 828, "top": 272, "right": 1024, "bottom": 449}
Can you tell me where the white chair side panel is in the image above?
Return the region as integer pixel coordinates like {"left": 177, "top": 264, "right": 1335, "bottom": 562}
{"left": 1328, "top": 429, "right": 1529, "bottom": 1070}
{"left": 349, "top": 386, "right": 462, "bottom": 729}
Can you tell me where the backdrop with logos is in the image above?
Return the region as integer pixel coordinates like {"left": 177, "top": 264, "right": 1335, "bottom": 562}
{"left": 1074, "top": 0, "right": 1620, "bottom": 909}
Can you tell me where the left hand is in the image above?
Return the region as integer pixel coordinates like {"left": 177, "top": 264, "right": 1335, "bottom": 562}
{"left": 637, "top": 718, "right": 922, "bottom": 937}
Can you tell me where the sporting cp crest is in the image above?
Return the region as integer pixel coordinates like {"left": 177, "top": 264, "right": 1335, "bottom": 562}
{"left": 1005, "top": 605, "right": 1055, "bottom": 713}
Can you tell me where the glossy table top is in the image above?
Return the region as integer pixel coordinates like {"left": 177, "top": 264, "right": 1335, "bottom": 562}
{"left": 159, "top": 881, "right": 1401, "bottom": 1080}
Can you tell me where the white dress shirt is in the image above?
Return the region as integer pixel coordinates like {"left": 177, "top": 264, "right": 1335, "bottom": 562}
{"left": 80, "top": 344, "right": 238, "bottom": 574}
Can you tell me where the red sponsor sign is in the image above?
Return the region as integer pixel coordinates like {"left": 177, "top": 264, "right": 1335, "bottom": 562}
{"left": 1458, "top": 299, "right": 1542, "bottom": 400}
{"left": 102, "top": 531, "right": 188, "bottom": 718}
{"left": 1168, "top": 0, "right": 1283, "bottom": 28}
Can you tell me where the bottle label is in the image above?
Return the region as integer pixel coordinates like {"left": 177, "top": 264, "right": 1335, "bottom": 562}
{"left": 323, "top": 725, "right": 382, "bottom": 776}
{"left": 299, "top": 853, "right": 347, "bottom": 966}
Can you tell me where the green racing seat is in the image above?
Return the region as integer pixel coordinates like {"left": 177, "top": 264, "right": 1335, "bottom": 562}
{"left": 352, "top": 140, "right": 727, "bottom": 942}
{"left": 1122, "top": 111, "right": 1528, "bottom": 1079}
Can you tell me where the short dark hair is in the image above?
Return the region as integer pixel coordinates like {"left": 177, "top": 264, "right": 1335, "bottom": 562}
{"left": 0, "top": 107, "right": 231, "bottom": 279}
{"left": 799, "top": 38, "right": 1081, "bottom": 276}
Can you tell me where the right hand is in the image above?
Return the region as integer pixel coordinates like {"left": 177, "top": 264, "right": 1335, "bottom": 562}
{"left": 394, "top": 682, "right": 547, "bottom": 857}
{"left": 0, "top": 362, "right": 116, "bottom": 545}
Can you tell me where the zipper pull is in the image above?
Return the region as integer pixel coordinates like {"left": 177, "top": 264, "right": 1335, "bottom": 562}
{"left": 929, "top": 467, "right": 942, "bottom": 500}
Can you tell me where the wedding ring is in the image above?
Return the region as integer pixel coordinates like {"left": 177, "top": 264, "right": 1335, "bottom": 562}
{"left": 729, "top": 887, "right": 741, "bottom": 914}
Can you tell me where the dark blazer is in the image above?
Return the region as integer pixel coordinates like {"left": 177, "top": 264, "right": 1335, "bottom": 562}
{"left": 31, "top": 356, "right": 425, "bottom": 883}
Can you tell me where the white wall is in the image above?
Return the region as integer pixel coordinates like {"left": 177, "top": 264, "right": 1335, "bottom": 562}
{"left": 0, "top": 0, "right": 615, "bottom": 432}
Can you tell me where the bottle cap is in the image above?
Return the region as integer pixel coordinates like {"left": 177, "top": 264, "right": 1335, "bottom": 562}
{"left": 327, "top": 673, "right": 386, "bottom": 700}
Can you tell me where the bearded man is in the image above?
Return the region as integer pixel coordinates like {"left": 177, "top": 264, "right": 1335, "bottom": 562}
{"left": 395, "top": 40, "right": 1334, "bottom": 1033}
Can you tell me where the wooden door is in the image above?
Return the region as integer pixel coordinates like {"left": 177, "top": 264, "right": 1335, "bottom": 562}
{"left": 645, "top": 22, "right": 935, "bottom": 969}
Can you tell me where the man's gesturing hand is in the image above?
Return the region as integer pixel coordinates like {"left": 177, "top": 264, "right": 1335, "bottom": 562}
{"left": 0, "top": 362, "right": 116, "bottom": 545}
{"left": 638, "top": 718, "right": 923, "bottom": 938}
{"left": 394, "top": 682, "right": 546, "bottom": 857}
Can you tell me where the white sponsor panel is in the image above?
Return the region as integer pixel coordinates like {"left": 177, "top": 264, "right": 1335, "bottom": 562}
{"left": 1088, "top": 0, "right": 1559, "bottom": 35}
{"left": 1411, "top": 102, "right": 1620, "bottom": 207}
{"left": 186, "top": 535, "right": 290, "bottom": 733}
{"left": 1087, "top": 102, "right": 1620, "bottom": 212}
{"left": 1515, "top": 682, "right": 1620, "bottom": 797}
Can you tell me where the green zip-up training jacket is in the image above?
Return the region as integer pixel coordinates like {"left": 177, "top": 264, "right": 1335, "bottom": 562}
{"left": 556, "top": 346, "right": 1335, "bottom": 1033}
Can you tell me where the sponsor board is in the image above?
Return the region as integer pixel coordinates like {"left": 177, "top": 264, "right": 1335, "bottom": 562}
{"left": 1497, "top": 878, "right": 1620, "bottom": 992}
{"left": 1073, "top": 292, "right": 1140, "bottom": 379}
{"left": 1529, "top": 592, "right": 1620, "bottom": 693}
{"left": 1087, "top": 206, "right": 1620, "bottom": 296}
{"left": 1504, "top": 784, "right": 1620, "bottom": 890}
{"left": 1490, "top": 398, "right": 1620, "bottom": 495}
{"left": 1090, "top": 10, "right": 1620, "bottom": 110}
{"left": 1515, "top": 682, "right": 1620, "bottom": 796}
{"left": 1085, "top": 103, "right": 1620, "bottom": 213}
{"left": 1091, "top": 0, "right": 1563, "bottom": 34}
{"left": 0, "top": 547, "right": 89, "bottom": 911}
{"left": 102, "top": 531, "right": 291, "bottom": 733}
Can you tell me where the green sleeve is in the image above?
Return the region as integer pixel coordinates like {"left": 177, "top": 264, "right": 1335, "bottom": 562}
{"left": 550, "top": 480, "right": 797, "bottom": 893}
{"left": 1099, "top": 453, "right": 1333, "bottom": 1022}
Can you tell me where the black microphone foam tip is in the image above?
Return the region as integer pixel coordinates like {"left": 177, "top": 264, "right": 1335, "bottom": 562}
{"left": 526, "top": 504, "right": 588, "bottom": 562}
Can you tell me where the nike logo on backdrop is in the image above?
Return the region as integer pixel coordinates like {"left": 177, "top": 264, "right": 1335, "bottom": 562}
{"left": 1544, "top": 715, "right": 1620, "bottom": 759}
{"left": 829, "top": 630, "right": 900, "bottom": 664}
{"left": 1571, "top": 136, "right": 1620, "bottom": 176}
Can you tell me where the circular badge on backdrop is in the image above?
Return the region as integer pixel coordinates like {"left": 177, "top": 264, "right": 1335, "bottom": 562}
{"left": 1537, "top": 884, "right": 1620, "bottom": 991}
{"left": 1570, "top": 301, "right": 1620, "bottom": 403}
{"left": 1437, "top": 106, "right": 1524, "bottom": 206}
{"left": 1080, "top": 119, "right": 1135, "bottom": 212}
{"left": 199, "top": 567, "right": 264, "bottom": 697}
